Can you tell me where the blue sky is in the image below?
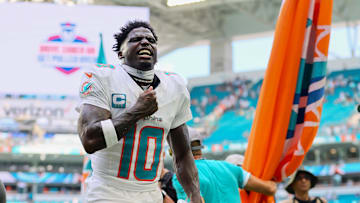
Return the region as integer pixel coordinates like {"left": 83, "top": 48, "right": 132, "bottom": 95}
{"left": 159, "top": 26, "right": 360, "bottom": 80}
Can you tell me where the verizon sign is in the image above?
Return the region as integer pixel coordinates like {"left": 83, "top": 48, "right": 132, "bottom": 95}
{"left": 4, "top": 105, "right": 64, "bottom": 119}
{"left": 0, "top": 99, "right": 78, "bottom": 120}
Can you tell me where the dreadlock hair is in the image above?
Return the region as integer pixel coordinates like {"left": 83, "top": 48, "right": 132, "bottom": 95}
{"left": 113, "top": 20, "right": 158, "bottom": 53}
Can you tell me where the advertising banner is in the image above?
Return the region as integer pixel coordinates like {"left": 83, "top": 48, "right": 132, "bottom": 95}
{"left": 0, "top": 3, "right": 149, "bottom": 96}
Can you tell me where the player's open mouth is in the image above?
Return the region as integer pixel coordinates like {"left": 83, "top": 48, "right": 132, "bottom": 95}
{"left": 137, "top": 48, "right": 153, "bottom": 58}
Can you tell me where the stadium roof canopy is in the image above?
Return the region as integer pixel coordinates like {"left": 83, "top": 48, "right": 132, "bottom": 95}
{"left": 92, "top": 0, "right": 360, "bottom": 56}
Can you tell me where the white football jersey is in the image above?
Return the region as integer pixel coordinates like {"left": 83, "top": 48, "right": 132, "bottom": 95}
{"left": 78, "top": 63, "right": 192, "bottom": 191}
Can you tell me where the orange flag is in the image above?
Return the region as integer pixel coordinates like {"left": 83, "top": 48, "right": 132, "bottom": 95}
{"left": 243, "top": 0, "right": 333, "bottom": 202}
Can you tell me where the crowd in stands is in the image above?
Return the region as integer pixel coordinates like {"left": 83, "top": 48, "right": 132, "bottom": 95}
{"left": 190, "top": 76, "right": 259, "bottom": 119}
{"left": 189, "top": 69, "right": 360, "bottom": 144}
{"left": 326, "top": 71, "right": 360, "bottom": 105}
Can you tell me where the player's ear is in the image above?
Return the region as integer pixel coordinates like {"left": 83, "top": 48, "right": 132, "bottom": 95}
{"left": 118, "top": 51, "right": 124, "bottom": 59}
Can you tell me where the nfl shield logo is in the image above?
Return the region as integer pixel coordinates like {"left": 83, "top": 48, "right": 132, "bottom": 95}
{"left": 112, "top": 93, "right": 126, "bottom": 108}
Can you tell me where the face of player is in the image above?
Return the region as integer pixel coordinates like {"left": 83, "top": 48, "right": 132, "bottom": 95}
{"left": 292, "top": 172, "right": 312, "bottom": 193}
{"left": 120, "top": 27, "right": 158, "bottom": 71}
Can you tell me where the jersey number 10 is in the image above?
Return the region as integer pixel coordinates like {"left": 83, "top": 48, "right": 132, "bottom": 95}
{"left": 117, "top": 125, "right": 164, "bottom": 181}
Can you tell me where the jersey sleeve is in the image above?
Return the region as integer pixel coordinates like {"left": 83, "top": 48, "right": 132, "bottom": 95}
{"left": 224, "top": 162, "right": 251, "bottom": 189}
{"left": 170, "top": 81, "right": 193, "bottom": 129}
{"left": 76, "top": 68, "right": 111, "bottom": 112}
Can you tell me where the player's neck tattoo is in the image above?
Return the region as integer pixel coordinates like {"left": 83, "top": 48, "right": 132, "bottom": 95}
{"left": 122, "top": 64, "right": 154, "bottom": 84}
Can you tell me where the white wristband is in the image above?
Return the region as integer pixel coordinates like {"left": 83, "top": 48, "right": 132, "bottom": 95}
{"left": 101, "top": 119, "right": 118, "bottom": 148}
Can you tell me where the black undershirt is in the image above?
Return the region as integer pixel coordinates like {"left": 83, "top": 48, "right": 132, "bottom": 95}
{"left": 293, "top": 197, "right": 322, "bottom": 203}
{"left": 128, "top": 73, "right": 160, "bottom": 90}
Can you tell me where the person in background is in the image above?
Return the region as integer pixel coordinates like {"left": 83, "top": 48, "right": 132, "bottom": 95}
{"left": 225, "top": 154, "right": 244, "bottom": 167}
{"left": 0, "top": 180, "right": 6, "bottom": 203}
{"left": 172, "top": 127, "right": 277, "bottom": 203}
{"left": 280, "top": 169, "right": 327, "bottom": 203}
{"left": 225, "top": 154, "right": 248, "bottom": 202}
{"left": 159, "top": 166, "right": 177, "bottom": 203}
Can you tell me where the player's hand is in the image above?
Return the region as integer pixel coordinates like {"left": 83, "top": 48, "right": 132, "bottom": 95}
{"left": 268, "top": 180, "right": 277, "bottom": 193}
{"left": 130, "top": 86, "right": 158, "bottom": 119}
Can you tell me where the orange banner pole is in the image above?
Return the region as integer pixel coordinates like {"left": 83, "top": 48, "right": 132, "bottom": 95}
{"left": 242, "top": 0, "right": 333, "bottom": 202}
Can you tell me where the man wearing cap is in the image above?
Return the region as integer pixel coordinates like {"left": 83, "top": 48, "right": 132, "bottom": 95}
{"left": 280, "top": 169, "right": 327, "bottom": 203}
{"left": 172, "top": 127, "right": 277, "bottom": 203}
